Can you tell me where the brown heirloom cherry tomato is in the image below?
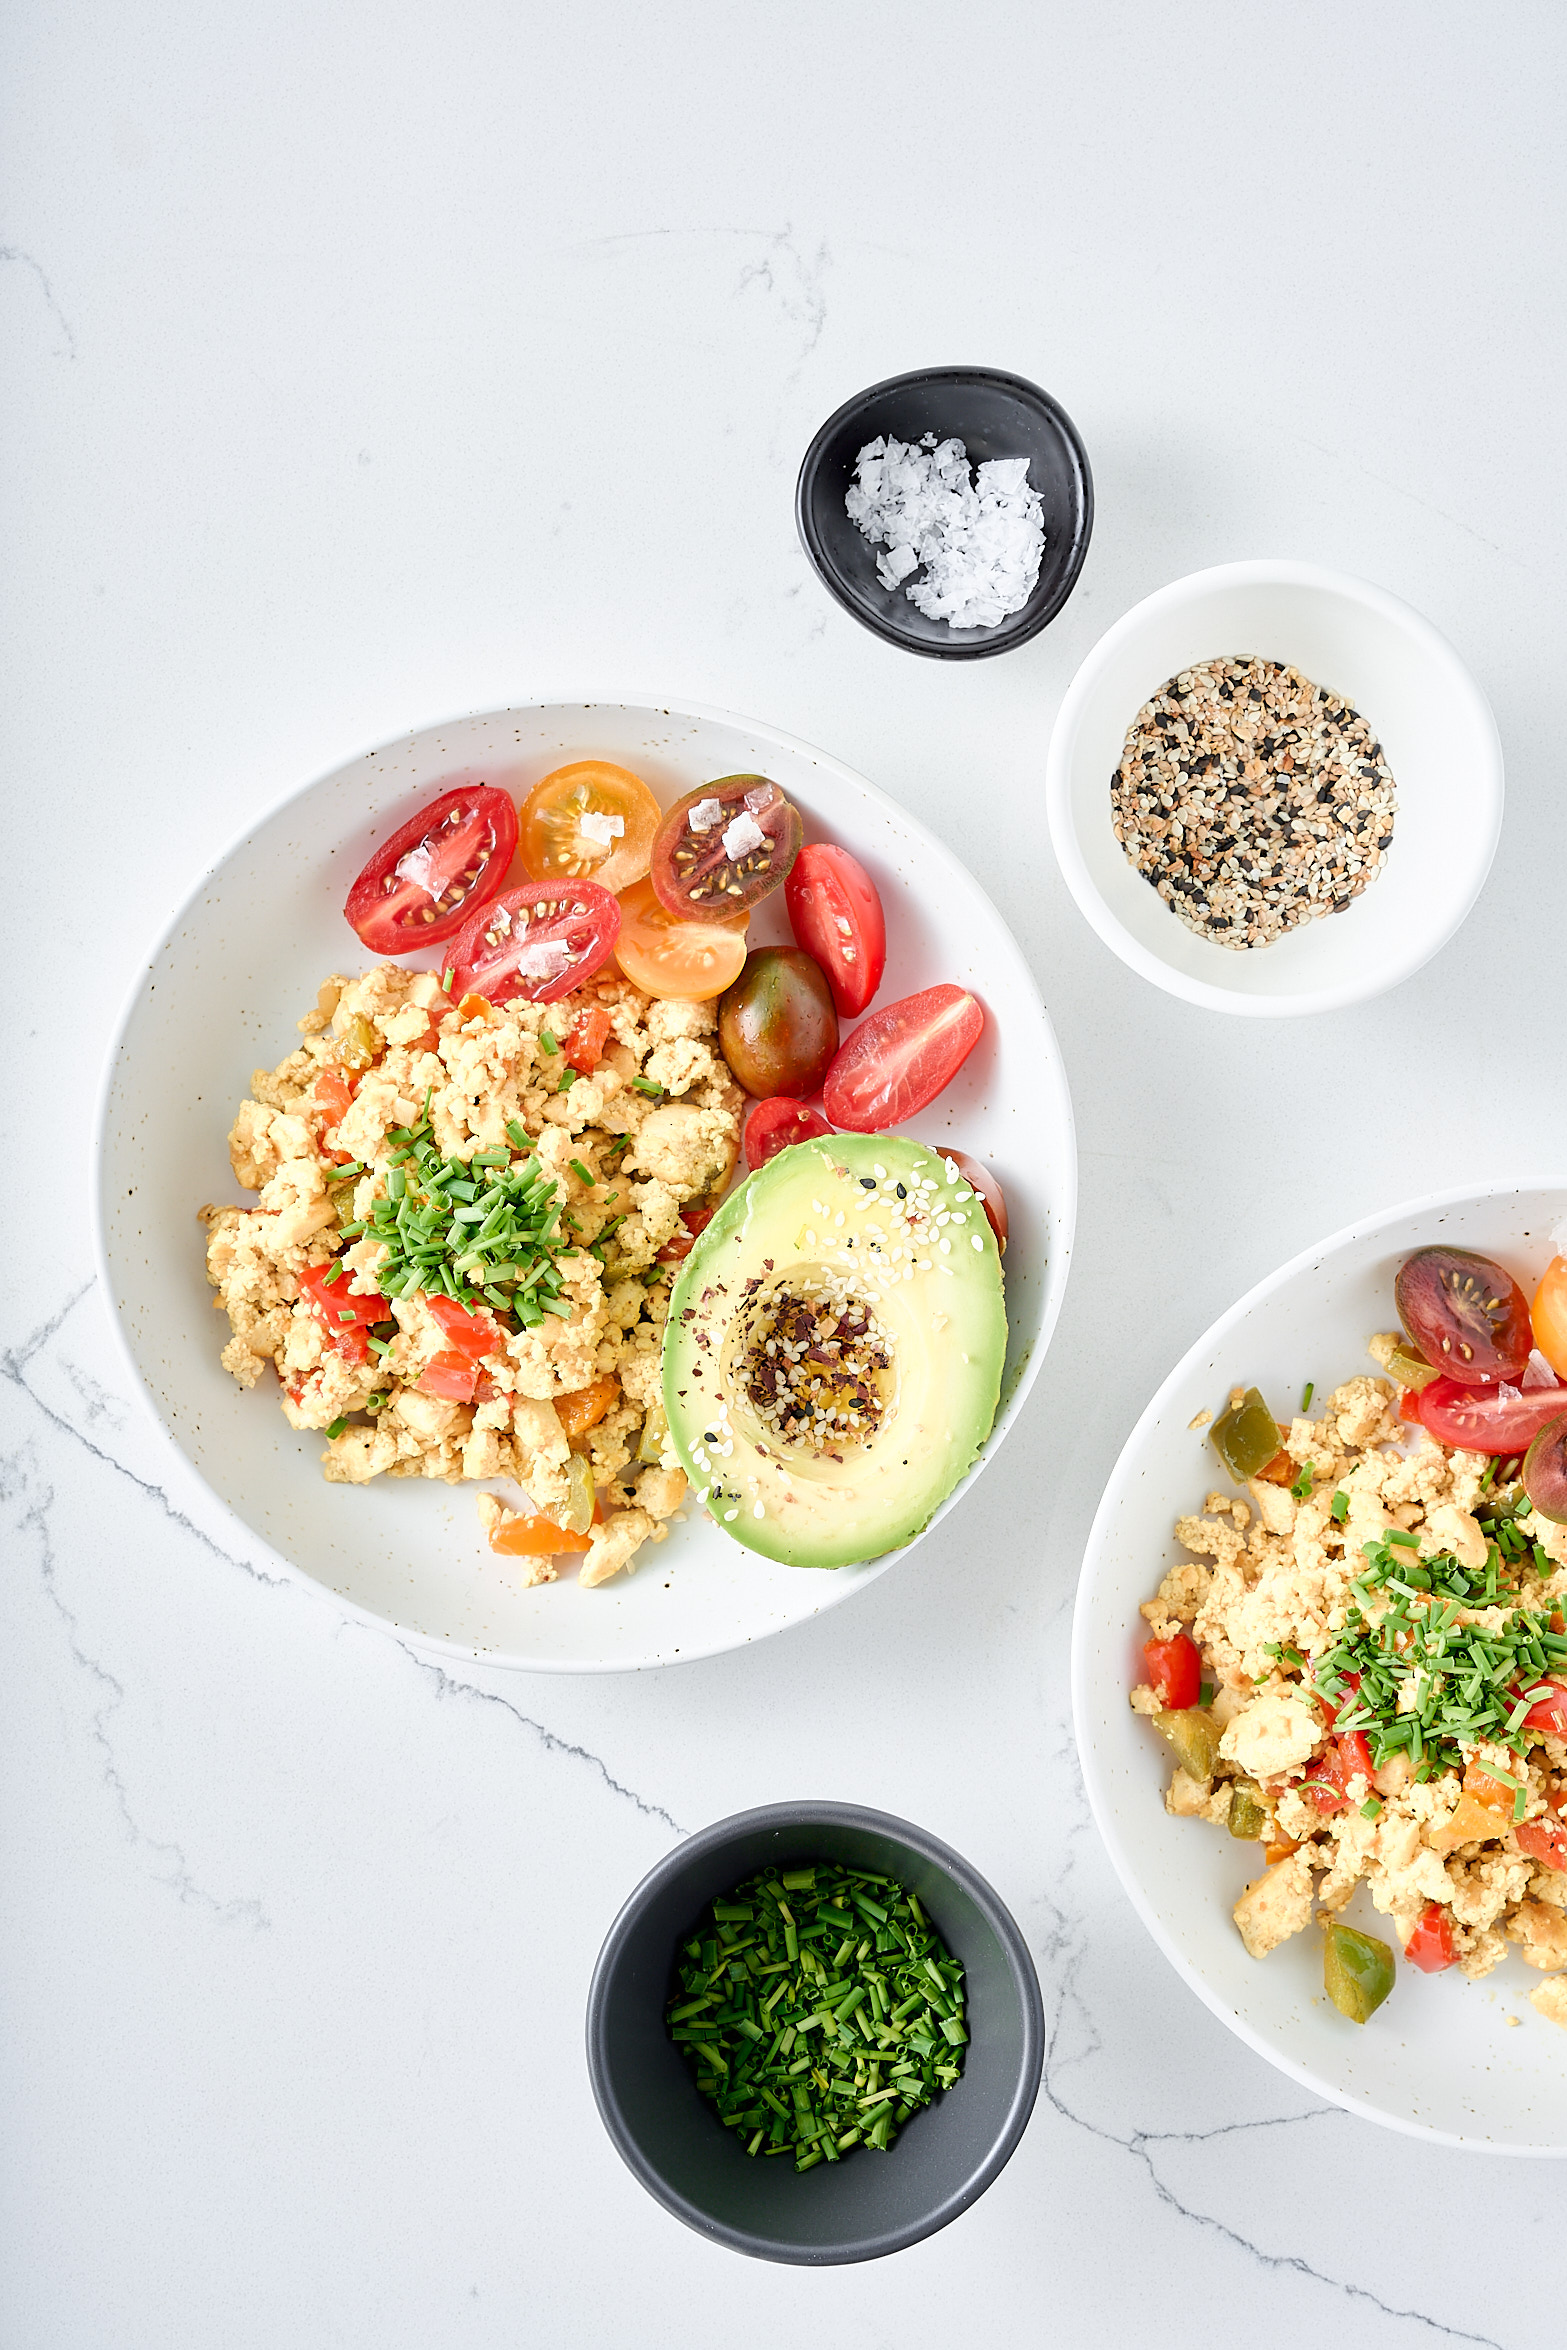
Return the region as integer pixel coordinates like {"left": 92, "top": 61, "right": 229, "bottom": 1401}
{"left": 718, "top": 948, "right": 838, "bottom": 1100}
{"left": 650, "top": 776, "right": 803, "bottom": 918}
{"left": 1395, "top": 1246, "right": 1533, "bottom": 1388}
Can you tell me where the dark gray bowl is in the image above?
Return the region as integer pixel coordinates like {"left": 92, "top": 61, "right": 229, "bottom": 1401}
{"left": 795, "top": 366, "right": 1093, "bottom": 660}
{"left": 585, "top": 1800, "right": 1044, "bottom": 2264}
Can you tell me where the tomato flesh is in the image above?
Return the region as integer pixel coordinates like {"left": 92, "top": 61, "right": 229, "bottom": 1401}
{"left": 1519, "top": 1675, "right": 1567, "bottom": 1735}
{"left": 1143, "top": 1633, "right": 1201, "bottom": 1709}
{"left": 426, "top": 1294, "right": 499, "bottom": 1362}
{"left": 447, "top": 880, "right": 620, "bottom": 1007}
{"left": 718, "top": 947, "right": 838, "bottom": 1099}
{"left": 784, "top": 843, "right": 887, "bottom": 1018}
{"left": 614, "top": 876, "right": 749, "bottom": 1001}
{"left": 823, "top": 985, "right": 984, "bottom": 1134}
{"left": 344, "top": 786, "right": 517, "bottom": 953}
{"left": 924, "top": 1147, "right": 1007, "bottom": 1253}
{"left": 1534, "top": 1257, "right": 1567, "bottom": 1379}
{"left": 743, "top": 1098, "right": 833, "bottom": 1172}
{"left": 1302, "top": 1730, "right": 1375, "bottom": 1814}
{"left": 518, "top": 762, "right": 660, "bottom": 896}
{"left": 655, "top": 1208, "right": 715, "bottom": 1267}
{"left": 299, "top": 1262, "right": 389, "bottom": 1367}
{"left": 1416, "top": 1374, "right": 1567, "bottom": 1455}
{"left": 488, "top": 1509, "right": 592, "bottom": 1557}
{"left": 562, "top": 1004, "right": 613, "bottom": 1072}
{"left": 1404, "top": 1901, "right": 1460, "bottom": 1972}
{"left": 649, "top": 777, "right": 803, "bottom": 919}
{"left": 1517, "top": 1817, "right": 1567, "bottom": 1872}
{"left": 1522, "top": 1413, "right": 1567, "bottom": 1523}
{"left": 1395, "top": 1246, "right": 1533, "bottom": 1388}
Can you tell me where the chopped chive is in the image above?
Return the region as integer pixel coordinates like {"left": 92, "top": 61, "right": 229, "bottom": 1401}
{"left": 324, "top": 1418, "right": 347, "bottom": 1440}
{"left": 1301, "top": 1381, "right": 1314, "bottom": 1412}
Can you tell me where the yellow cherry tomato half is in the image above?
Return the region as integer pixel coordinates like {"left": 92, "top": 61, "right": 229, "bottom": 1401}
{"left": 1534, "top": 1256, "right": 1567, "bottom": 1378}
{"left": 518, "top": 762, "right": 660, "bottom": 896}
{"left": 613, "top": 876, "right": 749, "bottom": 1001}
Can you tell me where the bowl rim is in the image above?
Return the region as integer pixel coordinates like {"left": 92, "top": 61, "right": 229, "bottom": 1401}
{"left": 1043, "top": 558, "right": 1505, "bottom": 1017}
{"left": 1070, "top": 1175, "right": 1567, "bottom": 2156}
{"left": 89, "top": 690, "right": 1078, "bottom": 1674}
{"left": 584, "top": 1798, "right": 1047, "bottom": 2261}
{"left": 794, "top": 364, "right": 1094, "bottom": 662}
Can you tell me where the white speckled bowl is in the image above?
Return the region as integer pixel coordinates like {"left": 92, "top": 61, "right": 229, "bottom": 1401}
{"left": 1073, "top": 1182, "right": 1567, "bottom": 2153}
{"left": 1045, "top": 562, "right": 1504, "bottom": 1017}
{"left": 94, "top": 698, "right": 1076, "bottom": 1673}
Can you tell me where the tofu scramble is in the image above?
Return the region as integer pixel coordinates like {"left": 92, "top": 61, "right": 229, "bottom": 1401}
{"left": 1133, "top": 1366, "right": 1567, "bottom": 2031}
{"left": 202, "top": 962, "right": 744, "bottom": 1589}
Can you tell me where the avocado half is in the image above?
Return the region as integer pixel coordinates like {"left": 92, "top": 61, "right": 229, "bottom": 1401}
{"left": 661, "top": 1133, "right": 1007, "bottom": 1568}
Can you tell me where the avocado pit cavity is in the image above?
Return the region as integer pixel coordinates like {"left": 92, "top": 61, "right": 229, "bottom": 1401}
{"left": 737, "top": 1273, "right": 893, "bottom": 1457}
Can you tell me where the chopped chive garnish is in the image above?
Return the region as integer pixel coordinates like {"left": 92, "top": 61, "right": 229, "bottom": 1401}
{"left": 569, "top": 1159, "right": 594, "bottom": 1186}
{"left": 1331, "top": 1490, "right": 1350, "bottom": 1524}
{"left": 540, "top": 1030, "right": 558, "bottom": 1053}
{"left": 1290, "top": 1461, "right": 1315, "bottom": 1502}
{"left": 631, "top": 1076, "right": 664, "bottom": 1097}
{"left": 666, "top": 1863, "right": 964, "bottom": 2170}
{"left": 324, "top": 1417, "right": 347, "bottom": 1440}
{"left": 1301, "top": 1382, "right": 1314, "bottom": 1411}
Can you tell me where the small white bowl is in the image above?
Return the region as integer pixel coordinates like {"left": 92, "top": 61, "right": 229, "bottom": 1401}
{"left": 1044, "top": 561, "right": 1504, "bottom": 1017}
{"left": 1073, "top": 1181, "right": 1567, "bottom": 2152}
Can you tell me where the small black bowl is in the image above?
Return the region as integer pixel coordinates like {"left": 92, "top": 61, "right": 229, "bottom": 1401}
{"left": 795, "top": 366, "right": 1093, "bottom": 660}
{"left": 585, "top": 1800, "right": 1043, "bottom": 2265}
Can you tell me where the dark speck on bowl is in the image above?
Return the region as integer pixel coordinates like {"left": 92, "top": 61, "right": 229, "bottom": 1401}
{"left": 796, "top": 367, "right": 1093, "bottom": 661}
{"left": 585, "top": 1800, "right": 1043, "bottom": 2264}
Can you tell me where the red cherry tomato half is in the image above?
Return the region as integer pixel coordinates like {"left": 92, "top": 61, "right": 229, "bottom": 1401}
{"left": 344, "top": 786, "right": 518, "bottom": 953}
{"left": 920, "top": 1146, "right": 1007, "bottom": 1254}
{"left": 1395, "top": 1246, "right": 1533, "bottom": 1389}
{"left": 446, "top": 881, "right": 621, "bottom": 1007}
{"left": 743, "top": 1097, "right": 833, "bottom": 1173}
{"left": 784, "top": 843, "right": 887, "bottom": 1019}
{"left": 649, "top": 776, "right": 803, "bottom": 919}
{"left": 1142, "top": 1633, "right": 1201, "bottom": 1709}
{"left": 1415, "top": 1375, "right": 1567, "bottom": 1456}
{"left": 656, "top": 1207, "right": 715, "bottom": 1266}
{"left": 823, "top": 985, "right": 984, "bottom": 1134}
{"left": 1404, "top": 1901, "right": 1460, "bottom": 1972}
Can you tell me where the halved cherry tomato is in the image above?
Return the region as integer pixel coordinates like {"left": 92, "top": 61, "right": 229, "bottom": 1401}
{"left": 744, "top": 1097, "right": 833, "bottom": 1172}
{"left": 518, "top": 762, "right": 660, "bottom": 897}
{"left": 1302, "top": 1730, "right": 1375, "bottom": 1814}
{"left": 1534, "top": 1257, "right": 1567, "bottom": 1380}
{"left": 555, "top": 1373, "right": 621, "bottom": 1437}
{"left": 823, "top": 985, "right": 984, "bottom": 1133}
{"left": 446, "top": 880, "right": 621, "bottom": 1007}
{"left": 562, "top": 1004, "right": 613, "bottom": 1073}
{"left": 1523, "top": 1413, "right": 1567, "bottom": 1523}
{"left": 784, "top": 843, "right": 887, "bottom": 1018}
{"left": 487, "top": 1509, "right": 592, "bottom": 1557}
{"left": 1516, "top": 1817, "right": 1567, "bottom": 1872}
{"left": 924, "top": 1147, "right": 1007, "bottom": 1254}
{"left": 1395, "top": 1247, "right": 1533, "bottom": 1389}
{"left": 1404, "top": 1901, "right": 1460, "bottom": 1972}
{"left": 1143, "top": 1632, "right": 1201, "bottom": 1710}
{"left": 1518, "top": 1676, "right": 1567, "bottom": 1735}
{"left": 1416, "top": 1374, "right": 1567, "bottom": 1455}
{"left": 649, "top": 777, "right": 803, "bottom": 919}
{"left": 344, "top": 785, "right": 517, "bottom": 952}
{"left": 299, "top": 1262, "right": 389, "bottom": 1367}
{"left": 426, "top": 1294, "right": 499, "bottom": 1362}
{"left": 656, "top": 1208, "right": 715, "bottom": 1266}
{"left": 613, "top": 876, "right": 749, "bottom": 1001}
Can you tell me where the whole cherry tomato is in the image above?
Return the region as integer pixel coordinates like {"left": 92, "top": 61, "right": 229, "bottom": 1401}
{"left": 744, "top": 1098, "right": 833, "bottom": 1172}
{"left": 718, "top": 948, "right": 838, "bottom": 1099}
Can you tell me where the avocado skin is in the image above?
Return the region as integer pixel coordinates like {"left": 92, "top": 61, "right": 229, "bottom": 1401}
{"left": 661, "top": 1132, "right": 1007, "bottom": 1569}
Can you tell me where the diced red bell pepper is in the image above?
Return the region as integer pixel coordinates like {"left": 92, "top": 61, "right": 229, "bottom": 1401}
{"left": 1405, "top": 1901, "right": 1460, "bottom": 1972}
{"left": 1399, "top": 1386, "right": 1424, "bottom": 1425}
{"left": 418, "top": 1351, "right": 480, "bottom": 1402}
{"left": 1516, "top": 1813, "right": 1567, "bottom": 1871}
{"left": 1518, "top": 1676, "right": 1567, "bottom": 1736}
{"left": 1142, "top": 1632, "right": 1202, "bottom": 1711}
{"left": 313, "top": 1064, "right": 360, "bottom": 1162}
{"left": 300, "top": 1262, "right": 389, "bottom": 1366}
{"left": 563, "top": 1004, "right": 613, "bottom": 1073}
{"left": 1302, "top": 1729, "right": 1376, "bottom": 1814}
{"left": 656, "top": 1207, "right": 715, "bottom": 1267}
{"left": 426, "top": 1293, "right": 499, "bottom": 1362}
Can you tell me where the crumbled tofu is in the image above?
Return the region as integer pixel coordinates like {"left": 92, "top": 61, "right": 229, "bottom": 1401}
{"left": 1219, "top": 1687, "right": 1321, "bottom": 1780}
{"left": 1234, "top": 1849, "right": 1316, "bottom": 1958}
{"left": 1531, "top": 1973, "right": 1567, "bottom": 2027}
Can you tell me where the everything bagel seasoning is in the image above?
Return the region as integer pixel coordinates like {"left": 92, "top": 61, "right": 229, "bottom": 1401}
{"left": 1110, "top": 657, "right": 1397, "bottom": 949}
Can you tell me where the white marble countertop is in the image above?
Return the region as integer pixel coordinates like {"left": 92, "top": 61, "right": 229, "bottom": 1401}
{"left": 6, "top": 3, "right": 1567, "bottom": 2341}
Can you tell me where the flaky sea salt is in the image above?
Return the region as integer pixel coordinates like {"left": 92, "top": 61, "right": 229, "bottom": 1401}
{"left": 845, "top": 433, "right": 1046, "bottom": 630}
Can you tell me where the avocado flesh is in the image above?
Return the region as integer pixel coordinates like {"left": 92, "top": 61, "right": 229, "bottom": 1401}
{"left": 661, "top": 1133, "right": 1007, "bottom": 1568}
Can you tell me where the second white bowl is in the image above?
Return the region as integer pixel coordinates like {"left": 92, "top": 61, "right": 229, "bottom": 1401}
{"left": 1044, "top": 561, "right": 1504, "bottom": 1017}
